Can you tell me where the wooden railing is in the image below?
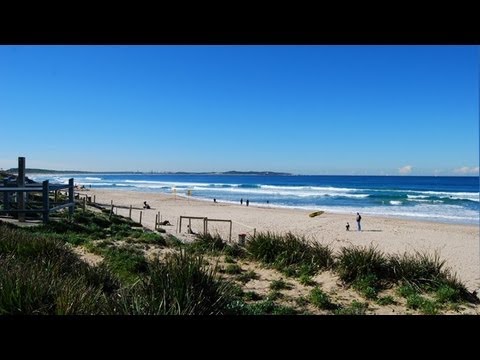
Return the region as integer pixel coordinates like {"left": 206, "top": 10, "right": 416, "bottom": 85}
{"left": 0, "top": 178, "right": 75, "bottom": 223}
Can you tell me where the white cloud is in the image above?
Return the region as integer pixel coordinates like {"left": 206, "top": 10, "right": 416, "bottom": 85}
{"left": 453, "top": 166, "right": 479, "bottom": 174}
{"left": 399, "top": 165, "right": 412, "bottom": 175}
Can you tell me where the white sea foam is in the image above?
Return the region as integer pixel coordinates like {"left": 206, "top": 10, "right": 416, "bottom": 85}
{"left": 407, "top": 194, "right": 429, "bottom": 199}
{"left": 389, "top": 201, "right": 402, "bottom": 205}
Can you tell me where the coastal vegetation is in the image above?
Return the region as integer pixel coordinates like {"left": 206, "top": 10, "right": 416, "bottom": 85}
{"left": 0, "top": 206, "right": 478, "bottom": 315}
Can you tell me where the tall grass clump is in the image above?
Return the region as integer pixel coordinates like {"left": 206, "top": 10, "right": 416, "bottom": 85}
{"left": 336, "top": 245, "right": 389, "bottom": 283}
{"left": 0, "top": 224, "right": 119, "bottom": 314}
{"left": 188, "top": 233, "right": 227, "bottom": 253}
{"left": 112, "top": 250, "right": 236, "bottom": 315}
{"left": 246, "top": 232, "right": 334, "bottom": 277}
{"left": 389, "top": 251, "right": 473, "bottom": 302}
{"left": 87, "top": 244, "right": 148, "bottom": 283}
{"left": 336, "top": 245, "right": 389, "bottom": 299}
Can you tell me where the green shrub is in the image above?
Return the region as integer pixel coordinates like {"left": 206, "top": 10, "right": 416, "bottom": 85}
{"left": 189, "top": 233, "right": 227, "bottom": 253}
{"left": 236, "top": 270, "right": 258, "bottom": 284}
{"left": 335, "top": 301, "right": 368, "bottom": 315}
{"left": 376, "top": 295, "right": 397, "bottom": 306}
{"left": 246, "top": 232, "right": 334, "bottom": 277}
{"left": 299, "top": 274, "right": 316, "bottom": 286}
{"left": 336, "top": 245, "right": 388, "bottom": 284}
{"left": 112, "top": 250, "right": 236, "bottom": 315}
{"left": 309, "top": 287, "right": 337, "bottom": 310}
{"left": 269, "top": 279, "right": 291, "bottom": 291}
{"left": 224, "top": 264, "right": 242, "bottom": 275}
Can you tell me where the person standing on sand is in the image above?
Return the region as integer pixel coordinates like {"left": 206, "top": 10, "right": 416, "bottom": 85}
{"left": 246, "top": 199, "right": 249, "bottom": 206}
{"left": 240, "top": 198, "right": 243, "bottom": 205}
{"left": 356, "top": 213, "right": 362, "bottom": 231}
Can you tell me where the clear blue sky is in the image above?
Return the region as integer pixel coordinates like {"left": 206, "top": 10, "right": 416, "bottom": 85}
{"left": 0, "top": 45, "right": 478, "bottom": 175}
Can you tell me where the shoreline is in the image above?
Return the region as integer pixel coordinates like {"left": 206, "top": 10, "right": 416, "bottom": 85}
{"left": 88, "top": 186, "right": 478, "bottom": 226}
{"left": 86, "top": 188, "right": 479, "bottom": 292}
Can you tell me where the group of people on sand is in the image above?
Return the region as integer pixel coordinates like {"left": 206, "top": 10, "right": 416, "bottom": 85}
{"left": 346, "top": 212, "right": 362, "bottom": 231}
{"left": 240, "top": 198, "right": 249, "bottom": 206}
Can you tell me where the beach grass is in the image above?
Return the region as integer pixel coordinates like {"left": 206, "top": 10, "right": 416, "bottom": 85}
{"left": 1, "top": 201, "right": 477, "bottom": 315}
{"left": 112, "top": 250, "right": 236, "bottom": 315}
{"left": 246, "top": 231, "right": 334, "bottom": 277}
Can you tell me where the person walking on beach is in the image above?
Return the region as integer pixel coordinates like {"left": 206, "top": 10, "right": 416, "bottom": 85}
{"left": 356, "top": 213, "right": 362, "bottom": 231}
{"left": 346, "top": 222, "right": 350, "bottom": 231}
{"left": 246, "top": 199, "right": 249, "bottom": 206}
{"left": 240, "top": 198, "right": 243, "bottom": 205}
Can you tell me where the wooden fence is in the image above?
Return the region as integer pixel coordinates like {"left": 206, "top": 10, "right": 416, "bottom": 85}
{"left": 0, "top": 178, "right": 75, "bottom": 223}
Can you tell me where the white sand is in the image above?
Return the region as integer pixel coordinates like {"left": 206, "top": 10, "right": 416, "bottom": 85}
{"left": 87, "top": 188, "right": 480, "bottom": 292}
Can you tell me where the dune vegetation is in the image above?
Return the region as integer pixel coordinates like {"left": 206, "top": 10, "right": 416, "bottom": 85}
{"left": 0, "top": 205, "right": 478, "bottom": 315}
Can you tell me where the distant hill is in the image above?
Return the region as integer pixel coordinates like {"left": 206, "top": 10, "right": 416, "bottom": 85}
{"left": 6, "top": 168, "right": 292, "bottom": 176}
{"left": 221, "top": 171, "right": 291, "bottom": 176}
{"left": 7, "top": 168, "right": 94, "bottom": 174}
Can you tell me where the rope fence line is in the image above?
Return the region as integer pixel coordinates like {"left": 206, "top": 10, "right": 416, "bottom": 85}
{"left": 231, "top": 220, "right": 257, "bottom": 237}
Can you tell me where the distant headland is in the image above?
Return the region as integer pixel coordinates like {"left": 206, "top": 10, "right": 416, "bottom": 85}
{"left": 5, "top": 168, "right": 292, "bottom": 176}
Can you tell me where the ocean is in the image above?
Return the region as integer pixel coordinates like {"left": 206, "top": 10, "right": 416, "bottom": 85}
{"left": 31, "top": 174, "right": 479, "bottom": 225}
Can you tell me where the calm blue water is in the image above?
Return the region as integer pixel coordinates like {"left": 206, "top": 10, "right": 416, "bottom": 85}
{"left": 32, "top": 174, "right": 480, "bottom": 225}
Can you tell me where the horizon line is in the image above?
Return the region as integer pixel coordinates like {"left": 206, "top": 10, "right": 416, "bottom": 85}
{"left": 5, "top": 169, "right": 479, "bottom": 177}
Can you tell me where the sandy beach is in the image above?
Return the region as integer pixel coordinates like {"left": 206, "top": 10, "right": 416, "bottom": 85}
{"left": 87, "top": 188, "right": 480, "bottom": 292}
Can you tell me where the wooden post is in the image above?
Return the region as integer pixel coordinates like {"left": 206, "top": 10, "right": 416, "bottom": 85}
{"left": 93, "top": 195, "right": 96, "bottom": 204}
{"left": 17, "top": 157, "right": 26, "bottom": 222}
{"left": 229, "top": 221, "right": 232, "bottom": 242}
{"left": 155, "top": 214, "right": 158, "bottom": 230}
{"left": 2, "top": 179, "right": 9, "bottom": 212}
{"left": 139, "top": 211, "right": 142, "bottom": 225}
{"left": 54, "top": 190, "right": 58, "bottom": 203}
{"left": 179, "top": 216, "right": 183, "bottom": 233}
{"left": 68, "top": 178, "right": 74, "bottom": 218}
{"left": 129, "top": 205, "right": 132, "bottom": 219}
{"left": 204, "top": 218, "right": 207, "bottom": 234}
{"left": 83, "top": 197, "right": 86, "bottom": 212}
{"left": 42, "top": 180, "right": 49, "bottom": 223}
{"left": 253, "top": 228, "right": 256, "bottom": 237}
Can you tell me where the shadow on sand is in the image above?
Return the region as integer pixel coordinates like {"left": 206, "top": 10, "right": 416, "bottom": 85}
{"left": 361, "top": 229, "right": 382, "bottom": 232}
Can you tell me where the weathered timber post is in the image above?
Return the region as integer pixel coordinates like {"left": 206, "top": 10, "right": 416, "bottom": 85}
{"left": 42, "top": 180, "right": 49, "bottom": 223}
{"left": 139, "top": 211, "right": 142, "bottom": 225}
{"left": 129, "top": 205, "right": 132, "bottom": 219}
{"left": 3, "top": 179, "right": 9, "bottom": 213}
{"left": 17, "top": 157, "right": 26, "bottom": 222}
{"left": 68, "top": 178, "right": 74, "bottom": 218}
